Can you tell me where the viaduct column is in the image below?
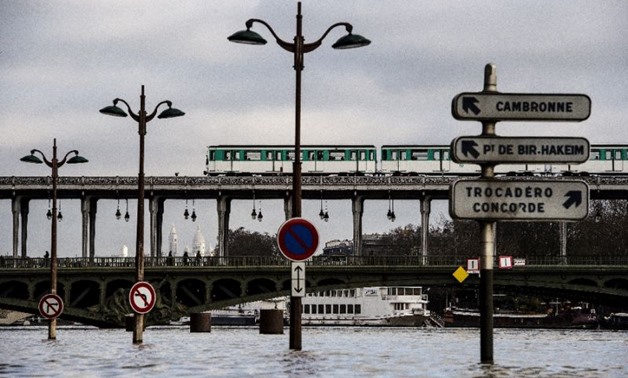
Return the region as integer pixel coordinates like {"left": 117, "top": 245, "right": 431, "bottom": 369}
{"left": 81, "top": 197, "right": 90, "bottom": 259}
{"left": 88, "top": 198, "right": 97, "bottom": 259}
{"left": 11, "top": 197, "right": 20, "bottom": 258}
{"left": 19, "top": 198, "right": 29, "bottom": 258}
{"left": 149, "top": 196, "right": 165, "bottom": 259}
{"left": 216, "top": 195, "right": 231, "bottom": 257}
{"left": 420, "top": 196, "right": 431, "bottom": 264}
{"left": 352, "top": 195, "right": 364, "bottom": 256}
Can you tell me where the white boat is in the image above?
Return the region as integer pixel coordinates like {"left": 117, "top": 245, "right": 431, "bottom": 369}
{"left": 301, "top": 286, "right": 430, "bottom": 326}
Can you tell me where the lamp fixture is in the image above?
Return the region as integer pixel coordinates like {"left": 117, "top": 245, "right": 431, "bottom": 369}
{"left": 124, "top": 199, "right": 130, "bottom": 222}
{"left": 257, "top": 201, "right": 263, "bottom": 222}
{"left": 387, "top": 192, "right": 396, "bottom": 222}
{"left": 184, "top": 199, "right": 189, "bottom": 220}
{"left": 191, "top": 199, "right": 197, "bottom": 222}
{"left": 57, "top": 201, "right": 63, "bottom": 221}
{"left": 115, "top": 199, "right": 122, "bottom": 220}
{"left": 251, "top": 191, "right": 257, "bottom": 220}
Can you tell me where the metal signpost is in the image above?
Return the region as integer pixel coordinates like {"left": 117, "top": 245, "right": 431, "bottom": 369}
{"left": 277, "top": 217, "right": 319, "bottom": 349}
{"left": 449, "top": 63, "right": 591, "bottom": 364}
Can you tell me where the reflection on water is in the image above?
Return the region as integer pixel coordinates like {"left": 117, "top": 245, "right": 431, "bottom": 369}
{"left": 0, "top": 326, "right": 626, "bottom": 377}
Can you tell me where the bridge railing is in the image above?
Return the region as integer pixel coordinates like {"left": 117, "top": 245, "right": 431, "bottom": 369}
{"left": 0, "top": 254, "right": 626, "bottom": 270}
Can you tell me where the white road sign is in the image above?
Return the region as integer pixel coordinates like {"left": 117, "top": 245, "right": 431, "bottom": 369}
{"left": 450, "top": 179, "right": 589, "bottom": 221}
{"left": 291, "top": 262, "right": 306, "bottom": 297}
{"left": 451, "top": 136, "right": 590, "bottom": 164}
{"left": 452, "top": 93, "right": 591, "bottom": 121}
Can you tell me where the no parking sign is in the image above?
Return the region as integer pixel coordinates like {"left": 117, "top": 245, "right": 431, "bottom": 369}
{"left": 277, "top": 218, "right": 319, "bottom": 261}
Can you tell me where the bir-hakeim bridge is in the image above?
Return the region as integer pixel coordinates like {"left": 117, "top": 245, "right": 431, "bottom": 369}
{"left": 1, "top": 174, "right": 628, "bottom": 327}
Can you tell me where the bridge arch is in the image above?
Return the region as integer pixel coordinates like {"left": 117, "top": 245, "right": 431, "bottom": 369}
{"left": 604, "top": 278, "right": 628, "bottom": 290}
{"left": 69, "top": 280, "right": 101, "bottom": 308}
{"left": 246, "top": 278, "right": 279, "bottom": 296}
{"left": 0, "top": 280, "right": 29, "bottom": 300}
{"left": 176, "top": 278, "right": 206, "bottom": 307}
{"left": 211, "top": 278, "right": 242, "bottom": 302}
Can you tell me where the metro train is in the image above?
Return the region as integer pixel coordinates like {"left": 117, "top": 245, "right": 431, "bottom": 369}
{"left": 204, "top": 144, "right": 628, "bottom": 176}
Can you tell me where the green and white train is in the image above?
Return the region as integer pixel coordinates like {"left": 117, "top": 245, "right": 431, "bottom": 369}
{"left": 205, "top": 144, "right": 628, "bottom": 176}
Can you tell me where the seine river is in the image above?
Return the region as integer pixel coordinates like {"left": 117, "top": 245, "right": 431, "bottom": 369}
{"left": 0, "top": 326, "right": 626, "bottom": 377}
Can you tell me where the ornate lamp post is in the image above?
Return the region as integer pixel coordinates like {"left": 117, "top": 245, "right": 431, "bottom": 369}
{"left": 20, "top": 138, "right": 88, "bottom": 340}
{"left": 229, "top": 1, "right": 370, "bottom": 350}
{"left": 100, "top": 85, "right": 184, "bottom": 344}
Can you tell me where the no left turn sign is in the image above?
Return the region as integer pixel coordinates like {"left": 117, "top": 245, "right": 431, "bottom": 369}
{"left": 129, "top": 281, "right": 157, "bottom": 314}
{"left": 38, "top": 293, "right": 64, "bottom": 319}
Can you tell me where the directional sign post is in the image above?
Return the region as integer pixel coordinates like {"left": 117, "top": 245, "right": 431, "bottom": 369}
{"left": 450, "top": 179, "right": 589, "bottom": 221}
{"left": 451, "top": 136, "right": 590, "bottom": 164}
{"left": 38, "top": 294, "right": 64, "bottom": 320}
{"left": 452, "top": 93, "right": 591, "bottom": 121}
{"left": 291, "top": 262, "right": 306, "bottom": 297}
{"left": 129, "top": 281, "right": 157, "bottom": 315}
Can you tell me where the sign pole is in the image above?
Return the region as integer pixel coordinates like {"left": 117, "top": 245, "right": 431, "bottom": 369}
{"left": 479, "top": 63, "right": 497, "bottom": 364}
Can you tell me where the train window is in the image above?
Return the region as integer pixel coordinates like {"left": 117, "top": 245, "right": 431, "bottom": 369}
{"left": 287, "top": 151, "right": 295, "bottom": 161}
{"left": 605, "top": 151, "right": 613, "bottom": 160}
{"left": 208, "top": 151, "right": 215, "bottom": 161}
{"left": 330, "top": 151, "right": 345, "bottom": 160}
{"left": 411, "top": 151, "right": 428, "bottom": 161}
{"left": 591, "top": 150, "right": 600, "bottom": 160}
{"left": 244, "top": 151, "right": 261, "bottom": 161}
{"left": 615, "top": 150, "right": 622, "bottom": 160}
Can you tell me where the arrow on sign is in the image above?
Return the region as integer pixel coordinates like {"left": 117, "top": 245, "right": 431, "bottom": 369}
{"left": 462, "top": 96, "right": 481, "bottom": 115}
{"left": 563, "top": 191, "right": 583, "bottom": 209}
{"left": 294, "top": 265, "right": 304, "bottom": 293}
{"left": 461, "top": 140, "right": 480, "bottom": 159}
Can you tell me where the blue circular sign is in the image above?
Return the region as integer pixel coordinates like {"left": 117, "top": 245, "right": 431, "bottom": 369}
{"left": 277, "top": 218, "right": 319, "bottom": 261}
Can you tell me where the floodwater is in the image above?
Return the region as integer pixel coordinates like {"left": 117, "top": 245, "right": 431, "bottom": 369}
{"left": 0, "top": 326, "right": 626, "bottom": 377}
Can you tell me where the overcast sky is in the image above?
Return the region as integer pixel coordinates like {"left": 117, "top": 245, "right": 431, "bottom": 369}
{"left": 1, "top": 1, "right": 627, "bottom": 257}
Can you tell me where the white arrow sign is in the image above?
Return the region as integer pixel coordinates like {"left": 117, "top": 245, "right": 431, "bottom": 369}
{"left": 291, "top": 262, "right": 306, "bottom": 297}
{"left": 450, "top": 179, "right": 589, "bottom": 221}
{"left": 451, "top": 136, "right": 590, "bottom": 164}
{"left": 452, "top": 93, "right": 591, "bottom": 121}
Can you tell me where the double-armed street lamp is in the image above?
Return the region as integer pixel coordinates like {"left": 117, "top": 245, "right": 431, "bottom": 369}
{"left": 100, "top": 85, "right": 184, "bottom": 344}
{"left": 229, "top": 1, "right": 370, "bottom": 350}
{"left": 21, "top": 138, "right": 88, "bottom": 340}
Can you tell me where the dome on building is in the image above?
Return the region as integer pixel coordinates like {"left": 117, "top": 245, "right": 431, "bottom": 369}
{"left": 120, "top": 244, "right": 128, "bottom": 257}
{"left": 192, "top": 225, "right": 206, "bottom": 257}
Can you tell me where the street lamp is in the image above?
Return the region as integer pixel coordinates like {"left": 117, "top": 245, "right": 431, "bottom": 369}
{"left": 20, "top": 138, "right": 88, "bottom": 340}
{"left": 229, "top": 1, "right": 370, "bottom": 350}
{"left": 100, "top": 85, "right": 184, "bottom": 344}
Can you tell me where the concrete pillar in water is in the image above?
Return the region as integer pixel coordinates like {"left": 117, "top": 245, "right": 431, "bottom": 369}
{"left": 259, "top": 309, "right": 284, "bottom": 334}
{"left": 190, "top": 313, "right": 211, "bottom": 333}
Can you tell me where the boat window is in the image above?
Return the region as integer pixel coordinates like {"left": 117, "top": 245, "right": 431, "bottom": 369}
{"left": 405, "top": 288, "right": 413, "bottom": 295}
{"left": 348, "top": 304, "right": 354, "bottom": 314}
{"left": 355, "top": 304, "right": 361, "bottom": 314}
{"left": 311, "top": 305, "right": 317, "bottom": 314}
{"left": 318, "top": 305, "right": 324, "bottom": 314}
{"left": 340, "top": 305, "right": 346, "bottom": 314}
{"left": 333, "top": 304, "right": 339, "bottom": 314}
{"left": 303, "top": 305, "right": 310, "bottom": 314}
{"left": 349, "top": 289, "right": 355, "bottom": 297}
{"left": 388, "top": 288, "right": 396, "bottom": 295}
{"left": 413, "top": 288, "right": 422, "bottom": 295}
{"left": 326, "top": 304, "right": 332, "bottom": 314}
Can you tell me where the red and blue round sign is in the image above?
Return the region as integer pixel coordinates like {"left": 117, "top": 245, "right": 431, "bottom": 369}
{"left": 277, "top": 218, "right": 319, "bottom": 261}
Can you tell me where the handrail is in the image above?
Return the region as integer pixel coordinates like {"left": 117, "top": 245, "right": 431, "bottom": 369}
{"left": 0, "top": 254, "right": 626, "bottom": 269}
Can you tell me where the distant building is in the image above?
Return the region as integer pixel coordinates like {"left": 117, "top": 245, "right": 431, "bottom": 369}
{"left": 322, "top": 239, "right": 353, "bottom": 256}
{"left": 169, "top": 224, "right": 179, "bottom": 256}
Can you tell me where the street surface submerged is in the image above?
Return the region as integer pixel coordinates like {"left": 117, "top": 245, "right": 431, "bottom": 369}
{"left": 0, "top": 326, "right": 626, "bottom": 377}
